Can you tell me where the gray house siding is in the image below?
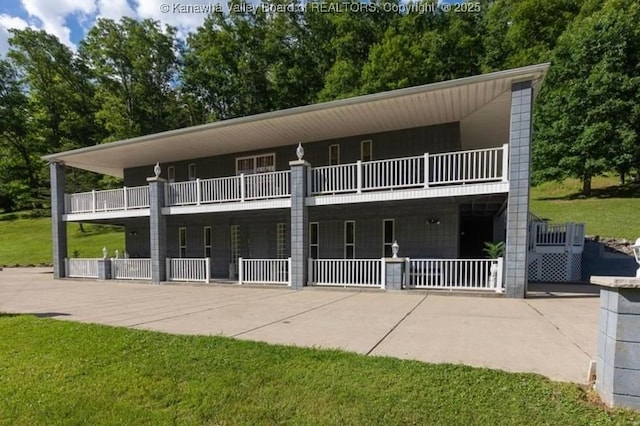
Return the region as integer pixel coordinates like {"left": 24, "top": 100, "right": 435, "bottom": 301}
{"left": 123, "top": 122, "right": 462, "bottom": 186}
{"left": 309, "top": 201, "right": 459, "bottom": 259}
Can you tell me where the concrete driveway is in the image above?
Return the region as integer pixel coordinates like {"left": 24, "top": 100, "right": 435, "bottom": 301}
{"left": 0, "top": 268, "right": 599, "bottom": 384}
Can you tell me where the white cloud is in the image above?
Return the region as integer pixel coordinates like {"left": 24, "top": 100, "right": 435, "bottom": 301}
{"left": 96, "top": 0, "right": 136, "bottom": 21}
{"left": 20, "top": 0, "right": 96, "bottom": 48}
{"left": 0, "top": 14, "right": 32, "bottom": 56}
{"left": 136, "top": 0, "right": 214, "bottom": 39}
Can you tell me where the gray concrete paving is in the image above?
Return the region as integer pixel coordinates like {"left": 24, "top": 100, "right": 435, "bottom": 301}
{"left": 0, "top": 268, "right": 599, "bottom": 384}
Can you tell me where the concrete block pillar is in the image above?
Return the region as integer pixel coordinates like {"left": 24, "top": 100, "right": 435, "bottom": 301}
{"left": 50, "top": 161, "right": 67, "bottom": 279}
{"left": 147, "top": 176, "right": 167, "bottom": 284}
{"left": 505, "top": 81, "right": 533, "bottom": 298}
{"left": 591, "top": 277, "right": 640, "bottom": 410}
{"left": 97, "top": 258, "right": 112, "bottom": 280}
{"left": 289, "top": 159, "right": 310, "bottom": 289}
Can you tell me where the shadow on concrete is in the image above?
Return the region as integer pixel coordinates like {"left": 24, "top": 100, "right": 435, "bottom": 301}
{"left": 0, "top": 312, "right": 70, "bottom": 318}
{"left": 527, "top": 282, "right": 600, "bottom": 299}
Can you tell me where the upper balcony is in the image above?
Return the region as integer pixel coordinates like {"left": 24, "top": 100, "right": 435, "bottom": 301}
{"left": 62, "top": 145, "right": 509, "bottom": 221}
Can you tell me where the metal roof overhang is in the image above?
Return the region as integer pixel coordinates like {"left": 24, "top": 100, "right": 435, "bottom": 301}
{"left": 43, "top": 63, "right": 549, "bottom": 178}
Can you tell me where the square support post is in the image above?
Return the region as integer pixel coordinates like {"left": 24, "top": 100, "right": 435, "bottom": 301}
{"left": 591, "top": 277, "right": 640, "bottom": 410}
{"left": 504, "top": 81, "right": 533, "bottom": 298}
{"left": 147, "top": 176, "right": 167, "bottom": 284}
{"left": 50, "top": 161, "right": 67, "bottom": 279}
{"left": 289, "top": 159, "right": 310, "bottom": 289}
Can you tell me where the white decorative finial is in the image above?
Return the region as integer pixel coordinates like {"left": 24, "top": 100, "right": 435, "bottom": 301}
{"left": 632, "top": 238, "right": 640, "bottom": 278}
{"left": 102, "top": 247, "right": 107, "bottom": 259}
{"left": 296, "top": 143, "right": 304, "bottom": 161}
{"left": 115, "top": 249, "right": 119, "bottom": 259}
{"left": 153, "top": 162, "right": 161, "bottom": 178}
{"left": 392, "top": 240, "right": 399, "bottom": 258}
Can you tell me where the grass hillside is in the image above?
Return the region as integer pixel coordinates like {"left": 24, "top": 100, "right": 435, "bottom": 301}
{"left": 530, "top": 175, "right": 640, "bottom": 240}
{"left": 0, "top": 214, "right": 123, "bottom": 266}
{"left": 0, "top": 175, "right": 637, "bottom": 265}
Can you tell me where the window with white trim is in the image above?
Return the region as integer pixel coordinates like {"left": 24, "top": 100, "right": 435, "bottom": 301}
{"left": 383, "top": 219, "right": 395, "bottom": 257}
{"left": 179, "top": 227, "right": 187, "bottom": 258}
{"left": 167, "top": 166, "right": 175, "bottom": 183}
{"left": 204, "top": 226, "right": 212, "bottom": 258}
{"left": 231, "top": 225, "right": 240, "bottom": 266}
{"left": 188, "top": 163, "right": 196, "bottom": 181}
{"left": 329, "top": 144, "right": 340, "bottom": 166}
{"left": 309, "top": 222, "right": 319, "bottom": 259}
{"left": 344, "top": 221, "right": 355, "bottom": 259}
{"left": 361, "top": 140, "right": 372, "bottom": 162}
{"left": 236, "top": 153, "right": 276, "bottom": 175}
{"left": 276, "top": 223, "right": 286, "bottom": 259}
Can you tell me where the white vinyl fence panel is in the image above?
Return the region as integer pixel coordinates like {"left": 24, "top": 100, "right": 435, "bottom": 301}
{"left": 407, "top": 258, "right": 503, "bottom": 291}
{"left": 239, "top": 258, "right": 291, "bottom": 285}
{"left": 111, "top": 258, "right": 151, "bottom": 280}
{"left": 166, "top": 258, "right": 210, "bottom": 283}
{"left": 308, "top": 259, "right": 383, "bottom": 287}
{"left": 65, "top": 258, "right": 99, "bottom": 278}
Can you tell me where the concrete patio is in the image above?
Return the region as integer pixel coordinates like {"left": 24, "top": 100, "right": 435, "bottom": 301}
{"left": 0, "top": 268, "right": 599, "bottom": 384}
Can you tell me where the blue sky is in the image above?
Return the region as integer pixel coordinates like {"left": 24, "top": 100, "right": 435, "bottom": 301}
{"left": 0, "top": 0, "right": 213, "bottom": 55}
{"left": 0, "top": 0, "right": 462, "bottom": 56}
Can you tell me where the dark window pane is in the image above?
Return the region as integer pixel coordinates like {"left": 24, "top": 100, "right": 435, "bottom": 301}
{"left": 346, "top": 245, "right": 355, "bottom": 259}
{"left": 384, "top": 220, "right": 394, "bottom": 244}
{"left": 345, "top": 222, "right": 354, "bottom": 244}
{"left": 311, "top": 246, "right": 318, "bottom": 259}
{"left": 384, "top": 245, "right": 393, "bottom": 258}
{"left": 310, "top": 223, "right": 318, "bottom": 245}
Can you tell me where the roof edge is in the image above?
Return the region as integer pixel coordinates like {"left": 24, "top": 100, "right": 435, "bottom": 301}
{"left": 43, "top": 63, "right": 550, "bottom": 162}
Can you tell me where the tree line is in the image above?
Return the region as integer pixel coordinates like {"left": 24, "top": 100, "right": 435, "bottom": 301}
{"left": 0, "top": 0, "right": 638, "bottom": 212}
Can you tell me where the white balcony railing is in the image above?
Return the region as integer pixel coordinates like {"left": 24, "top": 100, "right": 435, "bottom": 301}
{"left": 167, "top": 170, "right": 291, "bottom": 207}
{"left": 111, "top": 258, "right": 151, "bottom": 280}
{"left": 166, "top": 258, "right": 210, "bottom": 283}
{"left": 65, "top": 258, "right": 99, "bottom": 278}
{"left": 308, "top": 259, "right": 384, "bottom": 287}
{"left": 65, "top": 186, "right": 149, "bottom": 214}
{"left": 64, "top": 146, "right": 507, "bottom": 214}
{"left": 238, "top": 257, "right": 291, "bottom": 285}
{"left": 311, "top": 145, "right": 507, "bottom": 195}
{"left": 407, "top": 258, "right": 503, "bottom": 291}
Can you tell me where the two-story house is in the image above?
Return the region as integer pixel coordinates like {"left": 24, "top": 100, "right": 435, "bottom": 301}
{"left": 45, "top": 63, "right": 548, "bottom": 298}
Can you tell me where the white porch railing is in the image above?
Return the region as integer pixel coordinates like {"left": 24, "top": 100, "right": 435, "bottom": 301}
{"left": 65, "top": 258, "right": 99, "bottom": 278}
{"left": 308, "top": 259, "right": 384, "bottom": 287}
{"left": 529, "top": 222, "right": 585, "bottom": 252}
{"left": 311, "top": 145, "right": 507, "bottom": 194}
{"left": 166, "top": 258, "right": 210, "bottom": 283}
{"left": 65, "top": 186, "right": 149, "bottom": 214}
{"left": 238, "top": 257, "right": 291, "bottom": 285}
{"left": 407, "top": 258, "right": 503, "bottom": 291}
{"left": 167, "top": 170, "right": 291, "bottom": 206}
{"left": 111, "top": 258, "right": 151, "bottom": 280}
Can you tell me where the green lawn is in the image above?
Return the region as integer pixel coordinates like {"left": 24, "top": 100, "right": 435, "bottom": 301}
{"left": 0, "top": 315, "right": 636, "bottom": 425}
{"left": 530, "top": 175, "right": 640, "bottom": 240}
{"left": 0, "top": 215, "right": 123, "bottom": 266}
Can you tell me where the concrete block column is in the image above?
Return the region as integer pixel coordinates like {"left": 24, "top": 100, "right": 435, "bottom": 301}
{"left": 147, "top": 176, "right": 167, "bottom": 284}
{"left": 591, "top": 276, "right": 640, "bottom": 410}
{"left": 50, "top": 161, "right": 67, "bottom": 279}
{"left": 505, "top": 81, "right": 533, "bottom": 298}
{"left": 289, "top": 160, "right": 310, "bottom": 289}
